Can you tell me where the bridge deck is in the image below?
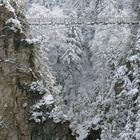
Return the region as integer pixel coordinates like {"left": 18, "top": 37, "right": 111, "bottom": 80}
{"left": 27, "top": 17, "right": 140, "bottom": 25}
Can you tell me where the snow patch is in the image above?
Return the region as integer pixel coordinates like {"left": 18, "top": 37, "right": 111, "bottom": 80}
{"left": 6, "top": 18, "right": 22, "bottom": 32}
{"left": 25, "top": 38, "right": 40, "bottom": 44}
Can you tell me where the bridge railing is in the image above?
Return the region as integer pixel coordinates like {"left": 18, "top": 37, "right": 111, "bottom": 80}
{"left": 27, "top": 16, "right": 139, "bottom": 25}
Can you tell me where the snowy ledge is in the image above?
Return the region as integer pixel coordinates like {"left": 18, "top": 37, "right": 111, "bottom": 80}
{"left": 5, "top": 18, "right": 23, "bottom": 32}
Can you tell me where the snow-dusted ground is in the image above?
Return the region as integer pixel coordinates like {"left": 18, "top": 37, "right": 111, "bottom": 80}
{"left": 25, "top": 0, "right": 140, "bottom": 139}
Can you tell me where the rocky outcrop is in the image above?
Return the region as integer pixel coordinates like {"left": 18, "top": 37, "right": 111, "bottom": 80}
{"left": 0, "top": 1, "right": 37, "bottom": 140}
{"left": 30, "top": 120, "right": 76, "bottom": 140}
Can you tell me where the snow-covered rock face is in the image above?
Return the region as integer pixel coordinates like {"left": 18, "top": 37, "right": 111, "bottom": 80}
{"left": 0, "top": 1, "right": 37, "bottom": 140}
{"left": 26, "top": 0, "right": 139, "bottom": 140}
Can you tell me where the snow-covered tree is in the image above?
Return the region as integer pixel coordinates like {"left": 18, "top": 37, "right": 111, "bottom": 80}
{"left": 26, "top": 0, "right": 139, "bottom": 139}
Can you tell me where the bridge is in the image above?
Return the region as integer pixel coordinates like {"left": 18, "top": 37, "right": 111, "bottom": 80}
{"left": 27, "top": 17, "right": 140, "bottom": 26}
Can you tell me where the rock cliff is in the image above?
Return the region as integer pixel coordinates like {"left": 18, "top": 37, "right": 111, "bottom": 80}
{"left": 0, "top": 1, "right": 36, "bottom": 139}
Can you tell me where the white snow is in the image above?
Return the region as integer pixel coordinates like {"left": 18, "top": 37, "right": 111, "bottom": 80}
{"left": 30, "top": 80, "right": 45, "bottom": 94}
{"left": 43, "top": 94, "right": 54, "bottom": 105}
{"left": 26, "top": 0, "right": 139, "bottom": 139}
{"left": 6, "top": 18, "right": 22, "bottom": 32}
{"left": 31, "top": 111, "right": 43, "bottom": 123}
{"left": 25, "top": 38, "right": 39, "bottom": 44}
{"left": 128, "top": 55, "right": 140, "bottom": 62}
